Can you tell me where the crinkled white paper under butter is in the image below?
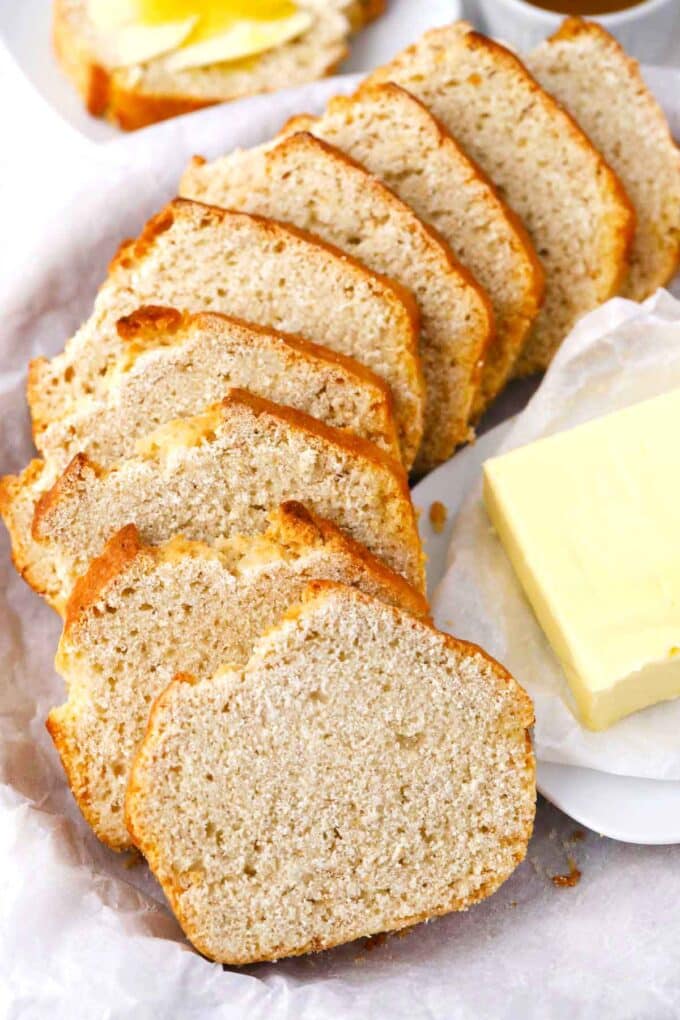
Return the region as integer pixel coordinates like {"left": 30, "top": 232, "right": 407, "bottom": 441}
{"left": 434, "top": 291, "right": 680, "bottom": 781}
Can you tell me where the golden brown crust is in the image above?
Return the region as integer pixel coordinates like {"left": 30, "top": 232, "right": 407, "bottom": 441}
{"left": 53, "top": 0, "right": 111, "bottom": 116}
{"left": 223, "top": 388, "right": 412, "bottom": 498}
{"left": 353, "top": 81, "right": 545, "bottom": 413}
{"left": 263, "top": 130, "right": 493, "bottom": 460}
{"left": 116, "top": 304, "right": 184, "bottom": 340}
{"left": 46, "top": 706, "right": 125, "bottom": 848}
{"left": 60, "top": 501, "right": 428, "bottom": 642}
{"left": 172, "top": 198, "right": 422, "bottom": 345}
{"left": 273, "top": 502, "right": 429, "bottom": 619}
{"left": 345, "top": 0, "right": 387, "bottom": 31}
{"left": 114, "top": 199, "right": 422, "bottom": 384}
{"left": 279, "top": 84, "right": 543, "bottom": 417}
{"left": 126, "top": 580, "right": 534, "bottom": 965}
{"left": 63, "top": 524, "right": 145, "bottom": 630}
{"left": 110, "top": 199, "right": 423, "bottom": 463}
{"left": 282, "top": 126, "right": 496, "bottom": 353}
{"left": 32, "top": 389, "right": 424, "bottom": 594}
{"left": 106, "top": 50, "right": 349, "bottom": 132}
{"left": 115, "top": 304, "right": 397, "bottom": 420}
{"left": 26, "top": 358, "right": 49, "bottom": 440}
{"left": 32, "top": 453, "right": 99, "bottom": 543}
{"left": 52, "top": 0, "right": 361, "bottom": 131}
{"left": 371, "top": 23, "right": 635, "bottom": 377}
{"left": 458, "top": 30, "right": 635, "bottom": 348}
{"left": 0, "top": 460, "right": 56, "bottom": 601}
{"left": 546, "top": 17, "right": 680, "bottom": 295}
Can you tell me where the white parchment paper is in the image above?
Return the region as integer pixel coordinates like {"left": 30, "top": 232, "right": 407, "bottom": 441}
{"left": 1, "top": 47, "right": 680, "bottom": 1019}
{"left": 434, "top": 292, "right": 680, "bottom": 781}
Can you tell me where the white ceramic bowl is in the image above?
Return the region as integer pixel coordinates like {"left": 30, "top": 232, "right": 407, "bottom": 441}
{"left": 475, "top": 0, "right": 680, "bottom": 63}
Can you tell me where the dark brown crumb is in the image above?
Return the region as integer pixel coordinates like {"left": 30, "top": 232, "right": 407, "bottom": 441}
{"left": 429, "top": 500, "right": 448, "bottom": 534}
{"left": 571, "top": 829, "right": 585, "bottom": 842}
{"left": 123, "top": 850, "right": 142, "bottom": 870}
{"left": 364, "top": 932, "right": 389, "bottom": 952}
{"left": 552, "top": 856, "right": 581, "bottom": 888}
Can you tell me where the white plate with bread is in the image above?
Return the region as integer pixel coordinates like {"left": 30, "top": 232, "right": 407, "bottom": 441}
{"left": 0, "top": 0, "right": 461, "bottom": 139}
{"left": 1, "top": 10, "right": 679, "bottom": 970}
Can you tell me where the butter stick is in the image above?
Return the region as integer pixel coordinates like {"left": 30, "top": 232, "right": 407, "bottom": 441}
{"left": 483, "top": 389, "right": 680, "bottom": 730}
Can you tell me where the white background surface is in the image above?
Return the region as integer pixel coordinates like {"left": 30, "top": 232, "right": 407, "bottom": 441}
{"left": 1, "top": 6, "right": 680, "bottom": 1018}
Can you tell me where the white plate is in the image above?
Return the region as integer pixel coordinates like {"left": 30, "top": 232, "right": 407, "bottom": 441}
{"left": 0, "top": 0, "right": 461, "bottom": 144}
{"left": 412, "top": 423, "right": 680, "bottom": 845}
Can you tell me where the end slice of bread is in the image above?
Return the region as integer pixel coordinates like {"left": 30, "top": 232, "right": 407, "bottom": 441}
{"left": 181, "top": 130, "right": 494, "bottom": 473}
{"left": 31, "top": 388, "right": 425, "bottom": 609}
{"left": 126, "top": 581, "right": 535, "bottom": 964}
{"left": 28, "top": 199, "right": 423, "bottom": 469}
{"left": 367, "top": 21, "right": 635, "bottom": 375}
{"left": 48, "top": 503, "right": 427, "bottom": 850}
{"left": 527, "top": 17, "right": 680, "bottom": 302}
{"left": 53, "top": 0, "right": 384, "bottom": 131}
{"left": 275, "top": 83, "right": 545, "bottom": 418}
{"left": 39, "top": 305, "right": 401, "bottom": 468}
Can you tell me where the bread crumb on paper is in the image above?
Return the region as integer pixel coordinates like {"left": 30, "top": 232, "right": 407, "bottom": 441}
{"left": 429, "top": 501, "right": 448, "bottom": 534}
{"left": 551, "top": 857, "right": 581, "bottom": 888}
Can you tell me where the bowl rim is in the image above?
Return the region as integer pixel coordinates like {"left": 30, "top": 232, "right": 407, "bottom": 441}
{"left": 484, "top": 0, "right": 675, "bottom": 26}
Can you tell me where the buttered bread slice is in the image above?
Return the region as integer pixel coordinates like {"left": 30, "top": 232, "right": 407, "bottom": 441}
{"left": 126, "top": 582, "right": 535, "bottom": 965}
{"left": 276, "top": 83, "right": 545, "bottom": 418}
{"left": 39, "top": 305, "right": 401, "bottom": 468}
{"left": 49, "top": 502, "right": 427, "bottom": 850}
{"left": 181, "top": 131, "right": 493, "bottom": 473}
{"left": 54, "top": 0, "right": 384, "bottom": 131}
{"left": 28, "top": 200, "right": 424, "bottom": 468}
{"left": 31, "top": 390, "right": 425, "bottom": 610}
{"left": 367, "top": 22, "right": 634, "bottom": 375}
{"left": 527, "top": 18, "right": 680, "bottom": 302}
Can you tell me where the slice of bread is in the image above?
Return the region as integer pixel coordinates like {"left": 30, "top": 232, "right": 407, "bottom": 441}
{"left": 53, "top": 0, "right": 384, "bottom": 131}
{"left": 39, "top": 305, "right": 401, "bottom": 468}
{"left": 180, "top": 131, "right": 494, "bottom": 472}
{"left": 28, "top": 200, "right": 424, "bottom": 469}
{"left": 367, "top": 22, "right": 635, "bottom": 375}
{"left": 30, "top": 389, "right": 425, "bottom": 610}
{"left": 126, "top": 581, "right": 535, "bottom": 964}
{"left": 527, "top": 18, "right": 680, "bottom": 302}
{"left": 277, "top": 84, "right": 545, "bottom": 418}
{"left": 48, "top": 503, "right": 427, "bottom": 850}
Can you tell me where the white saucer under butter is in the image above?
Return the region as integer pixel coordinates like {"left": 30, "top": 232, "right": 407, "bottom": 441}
{"left": 413, "top": 421, "right": 680, "bottom": 845}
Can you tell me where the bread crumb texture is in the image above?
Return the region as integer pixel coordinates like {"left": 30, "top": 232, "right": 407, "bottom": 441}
{"left": 49, "top": 504, "right": 427, "bottom": 850}
{"left": 127, "top": 583, "right": 535, "bottom": 964}
{"left": 367, "top": 21, "right": 634, "bottom": 375}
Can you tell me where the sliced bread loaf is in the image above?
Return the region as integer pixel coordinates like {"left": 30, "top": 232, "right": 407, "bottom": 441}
{"left": 39, "top": 305, "right": 401, "bottom": 468}
{"left": 54, "top": 0, "right": 384, "bottom": 131}
{"left": 181, "top": 130, "right": 494, "bottom": 472}
{"left": 30, "top": 389, "right": 425, "bottom": 610}
{"left": 277, "top": 83, "right": 545, "bottom": 417}
{"left": 49, "top": 503, "right": 427, "bottom": 850}
{"left": 126, "top": 581, "right": 535, "bottom": 964}
{"left": 527, "top": 18, "right": 680, "bottom": 302}
{"left": 28, "top": 199, "right": 424, "bottom": 469}
{"left": 367, "top": 22, "right": 635, "bottom": 374}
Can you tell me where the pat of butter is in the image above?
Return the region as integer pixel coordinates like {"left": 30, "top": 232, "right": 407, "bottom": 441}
{"left": 88, "top": 0, "right": 310, "bottom": 70}
{"left": 164, "top": 11, "right": 312, "bottom": 71}
{"left": 483, "top": 389, "right": 680, "bottom": 731}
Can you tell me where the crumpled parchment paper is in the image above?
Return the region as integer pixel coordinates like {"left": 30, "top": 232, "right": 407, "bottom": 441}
{"left": 1, "top": 40, "right": 679, "bottom": 1019}
{"left": 434, "top": 291, "right": 680, "bottom": 781}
